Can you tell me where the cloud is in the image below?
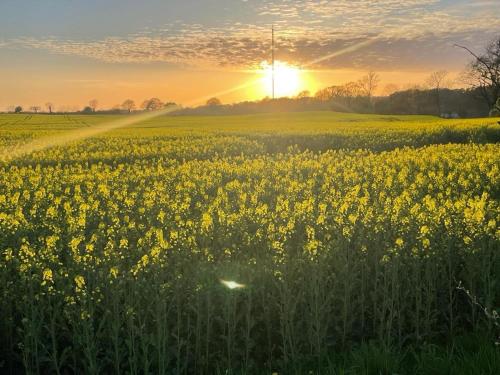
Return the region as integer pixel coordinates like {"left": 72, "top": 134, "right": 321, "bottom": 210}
{"left": 257, "top": 0, "right": 438, "bottom": 19}
{"left": 2, "top": 0, "right": 499, "bottom": 71}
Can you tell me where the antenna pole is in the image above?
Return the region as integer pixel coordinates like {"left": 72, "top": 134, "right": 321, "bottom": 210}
{"left": 272, "top": 25, "right": 275, "bottom": 99}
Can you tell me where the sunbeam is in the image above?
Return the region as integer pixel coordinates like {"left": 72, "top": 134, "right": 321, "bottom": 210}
{"left": 0, "top": 80, "right": 263, "bottom": 162}
{"left": 0, "top": 35, "right": 381, "bottom": 163}
{"left": 303, "top": 37, "right": 379, "bottom": 68}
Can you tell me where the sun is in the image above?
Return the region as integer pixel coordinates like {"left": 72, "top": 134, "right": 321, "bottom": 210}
{"left": 259, "top": 61, "right": 303, "bottom": 98}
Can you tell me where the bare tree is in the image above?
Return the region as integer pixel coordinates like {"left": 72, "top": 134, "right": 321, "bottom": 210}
{"left": 426, "top": 70, "right": 448, "bottom": 115}
{"left": 206, "top": 97, "right": 222, "bottom": 106}
{"left": 296, "top": 90, "right": 311, "bottom": 99}
{"left": 141, "top": 98, "right": 164, "bottom": 111}
{"left": 315, "top": 83, "right": 361, "bottom": 102}
{"left": 359, "top": 71, "right": 380, "bottom": 99}
{"left": 456, "top": 37, "right": 500, "bottom": 111}
{"left": 45, "top": 102, "right": 54, "bottom": 114}
{"left": 30, "top": 106, "right": 41, "bottom": 113}
{"left": 122, "top": 99, "right": 136, "bottom": 113}
{"left": 315, "top": 86, "right": 336, "bottom": 101}
{"left": 89, "top": 99, "right": 98, "bottom": 113}
{"left": 344, "top": 81, "right": 363, "bottom": 97}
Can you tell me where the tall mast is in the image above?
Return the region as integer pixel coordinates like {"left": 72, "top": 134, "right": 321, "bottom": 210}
{"left": 272, "top": 25, "right": 275, "bottom": 99}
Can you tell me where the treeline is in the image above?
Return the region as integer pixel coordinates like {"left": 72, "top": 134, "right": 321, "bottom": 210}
{"left": 171, "top": 87, "right": 491, "bottom": 118}
{"left": 6, "top": 88, "right": 493, "bottom": 118}
{"left": 375, "top": 88, "right": 490, "bottom": 117}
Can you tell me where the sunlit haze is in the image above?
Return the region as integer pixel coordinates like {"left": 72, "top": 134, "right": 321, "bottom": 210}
{"left": 258, "top": 61, "right": 304, "bottom": 98}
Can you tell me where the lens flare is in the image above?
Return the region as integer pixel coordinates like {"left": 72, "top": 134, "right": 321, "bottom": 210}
{"left": 220, "top": 279, "right": 245, "bottom": 290}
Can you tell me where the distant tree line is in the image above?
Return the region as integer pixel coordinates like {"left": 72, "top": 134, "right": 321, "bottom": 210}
{"left": 6, "top": 87, "right": 494, "bottom": 118}
{"left": 79, "top": 98, "right": 178, "bottom": 114}
{"left": 173, "top": 85, "right": 491, "bottom": 118}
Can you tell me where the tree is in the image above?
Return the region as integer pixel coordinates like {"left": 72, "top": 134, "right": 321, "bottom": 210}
{"left": 490, "top": 97, "right": 500, "bottom": 117}
{"left": 30, "top": 106, "right": 41, "bottom": 113}
{"left": 426, "top": 70, "right": 448, "bottom": 114}
{"left": 296, "top": 90, "right": 311, "bottom": 99}
{"left": 382, "top": 83, "right": 400, "bottom": 96}
{"left": 141, "top": 98, "right": 164, "bottom": 111}
{"left": 81, "top": 106, "right": 93, "bottom": 114}
{"left": 359, "top": 71, "right": 380, "bottom": 99}
{"left": 344, "top": 81, "right": 363, "bottom": 98}
{"left": 122, "top": 99, "right": 136, "bottom": 113}
{"left": 14, "top": 106, "right": 23, "bottom": 113}
{"left": 315, "top": 86, "right": 335, "bottom": 101}
{"left": 89, "top": 99, "right": 98, "bottom": 113}
{"left": 456, "top": 37, "right": 500, "bottom": 110}
{"left": 206, "top": 97, "right": 222, "bottom": 106}
{"left": 315, "top": 85, "right": 352, "bottom": 101}
{"left": 314, "top": 83, "right": 362, "bottom": 107}
{"left": 45, "top": 102, "right": 54, "bottom": 114}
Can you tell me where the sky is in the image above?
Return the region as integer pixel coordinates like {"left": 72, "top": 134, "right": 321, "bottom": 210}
{"left": 0, "top": 0, "right": 499, "bottom": 110}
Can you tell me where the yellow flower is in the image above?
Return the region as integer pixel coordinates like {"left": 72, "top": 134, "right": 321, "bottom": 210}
{"left": 46, "top": 206, "right": 57, "bottom": 218}
{"left": 119, "top": 238, "right": 128, "bottom": 249}
{"left": 46, "top": 235, "right": 59, "bottom": 249}
{"left": 42, "top": 268, "right": 53, "bottom": 283}
{"left": 395, "top": 238, "right": 404, "bottom": 247}
{"left": 74, "top": 275, "right": 85, "bottom": 291}
{"left": 110, "top": 267, "right": 119, "bottom": 278}
{"left": 4, "top": 248, "right": 13, "bottom": 262}
{"left": 487, "top": 219, "right": 496, "bottom": 231}
{"left": 201, "top": 212, "right": 213, "bottom": 232}
{"left": 150, "top": 247, "right": 160, "bottom": 258}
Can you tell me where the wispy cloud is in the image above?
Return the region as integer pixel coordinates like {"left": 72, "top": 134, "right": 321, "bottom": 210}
{"left": 257, "top": 0, "right": 438, "bottom": 19}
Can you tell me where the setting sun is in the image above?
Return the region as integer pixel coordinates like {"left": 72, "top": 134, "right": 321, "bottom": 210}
{"left": 259, "top": 61, "right": 303, "bottom": 98}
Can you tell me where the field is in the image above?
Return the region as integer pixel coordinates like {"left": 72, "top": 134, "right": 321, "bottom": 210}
{"left": 1, "top": 112, "right": 499, "bottom": 374}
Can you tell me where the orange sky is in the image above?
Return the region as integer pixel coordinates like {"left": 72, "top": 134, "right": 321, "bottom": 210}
{"left": 1, "top": 0, "right": 498, "bottom": 111}
{"left": 0, "top": 58, "right": 455, "bottom": 111}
